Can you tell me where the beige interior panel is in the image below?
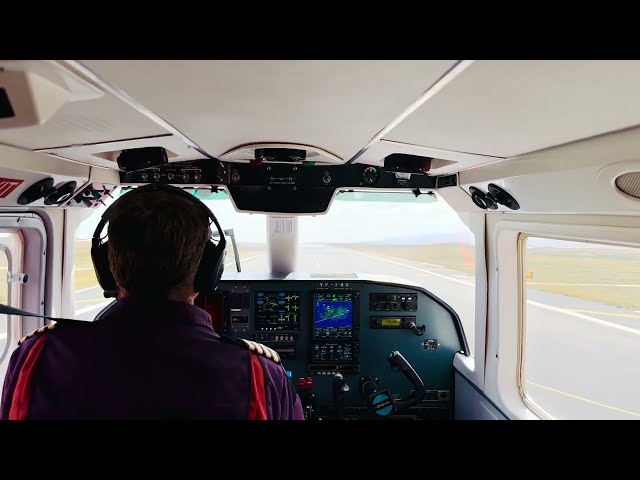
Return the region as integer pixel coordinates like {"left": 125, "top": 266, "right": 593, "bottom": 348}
{"left": 356, "top": 139, "right": 503, "bottom": 174}
{"left": 386, "top": 60, "right": 640, "bottom": 157}
{"left": 37, "top": 134, "right": 204, "bottom": 169}
{"left": 79, "top": 60, "right": 458, "bottom": 160}
{"left": 0, "top": 96, "right": 169, "bottom": 150}
{"left": 0, "top": 60, "right": 170, "bottom": 150}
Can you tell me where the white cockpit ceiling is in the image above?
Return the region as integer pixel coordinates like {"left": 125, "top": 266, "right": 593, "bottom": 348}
{"left": 384, "top": 60, "right": 640, "bottom": 158}
{"left": 77, "top": 60, "right": 458, "bottom": 160}
{"left": 3, "top": 60, "right": 640, "bottom": 175}
{"left": 78, "top": 60, "right": 640, "bottom": 165}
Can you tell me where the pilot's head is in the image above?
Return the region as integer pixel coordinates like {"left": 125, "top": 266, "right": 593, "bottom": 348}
{"left": 106, "top": 188, "right": 211, "bottom": 302}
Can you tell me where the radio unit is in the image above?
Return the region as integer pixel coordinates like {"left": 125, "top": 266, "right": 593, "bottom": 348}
{"left": 370, "top": 316, "right": 417, "bottom": 329}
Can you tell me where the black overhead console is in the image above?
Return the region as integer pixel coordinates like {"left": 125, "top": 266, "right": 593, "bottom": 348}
{"left": 119, "top": 150, "right": 438, "bottom": 215}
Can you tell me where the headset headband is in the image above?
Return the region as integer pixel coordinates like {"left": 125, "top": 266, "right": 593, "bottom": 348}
{"left": 92, "top": 184, "right": 226, "bottom": 245}
{"left": 91, "top": 184, "right": 227, "bottom": 298}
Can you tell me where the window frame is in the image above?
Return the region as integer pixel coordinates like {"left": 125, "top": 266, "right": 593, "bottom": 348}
{"left": 484, "top": 214, "right": 640, "bottom": 420}
{"left": 0, "top": 234, "right": 22, "bottom": 365}
{"left": 517, "top": 230, "right": 640, "bottom": 420}
{"left": 0, "top": 212, "right": 46, "bottom": 379}
{"left": 517, "top": 233, "right": 551, "bottom": 420}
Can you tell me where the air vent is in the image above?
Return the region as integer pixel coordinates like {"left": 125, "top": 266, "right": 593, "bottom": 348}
{"left": 615, "top": 172, "right": 640, "bottom": 199}
{"left": 436, "top": 174, "right": 457, "bottom": 188}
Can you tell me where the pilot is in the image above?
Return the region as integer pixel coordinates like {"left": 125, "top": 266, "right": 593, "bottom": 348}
{"left": 0, "top": 185, "right": 304, "bottom": 420}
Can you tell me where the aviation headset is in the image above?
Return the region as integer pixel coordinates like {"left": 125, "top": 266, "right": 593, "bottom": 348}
{"left": 91, "top": 184, "right": 227, "bottom": 298}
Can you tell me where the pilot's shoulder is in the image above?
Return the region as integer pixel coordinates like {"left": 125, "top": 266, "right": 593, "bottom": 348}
{"left": 218, "top": 335, "right": 281, "bottom": 365}
{"left": 18, "top": 319, "right": 92, "bottom": 346}
{"left": 18, "top": 323, "right": 57, "bottom": 345}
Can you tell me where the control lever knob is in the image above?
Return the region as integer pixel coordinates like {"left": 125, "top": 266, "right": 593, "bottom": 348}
{"left": 333, "top": 373, "right": 349, "bottom": 393}
{"left": 408, "top": 321, "right": 426, "bottom": 337}
{"left": 333, "top": 373, "right": 349, "bottom": 421}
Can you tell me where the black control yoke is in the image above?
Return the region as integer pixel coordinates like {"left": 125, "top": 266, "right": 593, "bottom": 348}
{"left": 387, "top": 351, "right": 426, "bottom": 409}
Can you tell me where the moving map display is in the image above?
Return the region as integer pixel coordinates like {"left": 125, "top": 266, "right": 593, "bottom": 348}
{"left": 313, "top": 292, "right": 354, "bottom": 338}
{"left": 255, "top": 291, "right": 300, "bottom": 330}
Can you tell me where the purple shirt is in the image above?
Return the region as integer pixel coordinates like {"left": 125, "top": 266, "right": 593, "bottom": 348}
{"left": 1, "top": 297, "right": 304, "bottom": 420}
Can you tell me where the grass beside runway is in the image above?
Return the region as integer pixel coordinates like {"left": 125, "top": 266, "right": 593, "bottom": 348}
{"left": 72, "top": 240, "right": 268, "bottom": 293}
{"left": 73, "top": 239, "right": 639, "bottom": 311}
{"left": 343, "top": 243, "right": 476, "bottom": 274}
{"left": 73, "top": 240, "right": 100, "bottom": 292}
{"left": 339, "top": 243, "right": 640, "bottom": 312}
{"left": 526, "top": 247, "right": 640, "bottom": 312}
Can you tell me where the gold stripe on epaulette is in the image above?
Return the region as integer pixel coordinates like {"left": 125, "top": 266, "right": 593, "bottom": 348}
{"left": 18, "top": 323, "right": 56, "bottom": 345}
{"left": 261, "top": 344, "right": 272, "bottom": 359}
{"left": 239, "top": 339, "right": 281, "bottom": 364}
{"left": 252, "top": 341, "right": 264, "bottom": 356}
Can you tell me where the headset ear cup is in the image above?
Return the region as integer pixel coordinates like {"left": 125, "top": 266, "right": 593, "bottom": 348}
{"left": 91, "top": 240, "right": 117, "bottom": 296}
{"left": 194, "top": 241, "right": 225, "bottom": 293}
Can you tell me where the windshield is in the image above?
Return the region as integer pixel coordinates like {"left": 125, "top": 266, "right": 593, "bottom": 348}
{"left": 73, "top": 189, "right": 476, "bottom": 353}
{"left": 201, "top": 190, "right": 476, "bottom": 352}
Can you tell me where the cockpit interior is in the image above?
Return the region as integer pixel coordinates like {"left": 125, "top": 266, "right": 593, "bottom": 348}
{"left": 1, "top": 60, "right": 640, "bottom": 420}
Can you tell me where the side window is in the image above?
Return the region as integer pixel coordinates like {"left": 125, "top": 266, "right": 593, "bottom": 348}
{"left": 73, "top": 205, "right": 112, "bottom": 320}
{"left": 521, "top": 236, "right": 640, "bottom": 419}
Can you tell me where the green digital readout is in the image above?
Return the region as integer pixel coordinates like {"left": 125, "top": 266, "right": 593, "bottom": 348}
{"left": 381, "top": 318, "right": 402, "bottom": 327}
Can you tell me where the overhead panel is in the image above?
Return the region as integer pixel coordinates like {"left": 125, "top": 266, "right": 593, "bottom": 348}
{"left": 385, "top": 60, "right": 640, "bottom": 158}
{"left": 78, "top": 60, "right": 458, "bottom": 160}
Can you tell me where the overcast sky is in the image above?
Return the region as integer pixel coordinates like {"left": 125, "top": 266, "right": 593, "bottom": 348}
{"left": 74, "top": 194, "right": 634, "bottom": 253}
{"left": 76, "top": 195, "right": 473, "bottom": 245}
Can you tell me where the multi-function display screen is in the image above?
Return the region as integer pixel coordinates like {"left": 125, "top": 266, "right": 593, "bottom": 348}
{"left": 255, "top": 291, "right": 300, "bottom": 330}
{"left": 313, "top": 292, "right": 354, "bottom": 338}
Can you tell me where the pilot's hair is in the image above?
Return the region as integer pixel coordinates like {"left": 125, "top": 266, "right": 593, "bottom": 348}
{"left": 106, "top": 189, "right": 211, "bottom": 299}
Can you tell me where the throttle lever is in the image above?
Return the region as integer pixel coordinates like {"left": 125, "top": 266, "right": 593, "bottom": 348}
{"left": 332, "top": 373, "right": 349, "bottom": 420}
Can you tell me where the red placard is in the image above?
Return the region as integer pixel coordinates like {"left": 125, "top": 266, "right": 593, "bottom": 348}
{"left": 0, "top": 177, "right": 24, "bottom": 199}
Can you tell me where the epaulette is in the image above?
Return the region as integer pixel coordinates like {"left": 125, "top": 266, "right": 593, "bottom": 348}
{"left": 240, "top": 339, "right": 281, "bottom": 364}
{"left": 18, "top": 323, "right": 57, "bottom": 345}
{"left": 218, "top": 334, "right": 281, "bottom": 364}
{"left": 18, "top": 318, "right": 92, "bottom": 346}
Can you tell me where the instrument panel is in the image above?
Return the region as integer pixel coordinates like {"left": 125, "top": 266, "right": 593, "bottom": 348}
{"left": 196, "top": 279, "right": 466, "bottom": 420}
